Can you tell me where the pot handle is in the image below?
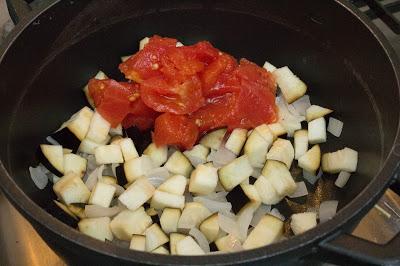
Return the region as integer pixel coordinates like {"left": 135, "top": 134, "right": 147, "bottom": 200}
{"left": 6, "top": 0, "right": 31, "bottom": 24}
{"left": 319, "top": 232, "right": 400, "bottom": 265}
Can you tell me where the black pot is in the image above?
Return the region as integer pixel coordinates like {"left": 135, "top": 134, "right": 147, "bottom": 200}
{"left": 0, "top": 0, "right": 399, "bottom": 265}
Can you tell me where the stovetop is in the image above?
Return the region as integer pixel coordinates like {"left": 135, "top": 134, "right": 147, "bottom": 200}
{"left": 0, "top": 1, "right": 400, "bottom": 265}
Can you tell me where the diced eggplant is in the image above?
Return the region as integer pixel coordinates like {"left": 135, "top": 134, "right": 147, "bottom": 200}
{"left": 53, "top": 200, "right": 78, "bottom": 220}
{"left": 118, "top": 178, "right": 155, "bottom": 210}
{"left": 119, "top": 138, "right": 139, "bottom": 162}
{"left": 294, "top": 129, "right": 308, "bottom": 160}
{"left": 88, "top": 182, "right": 116, "bottom": 208}
{"left": 263, "top": 61, "right": 277, "bottom": 72}
{"left": 215, "top": 234, "right": 242, "bottom": 252}
{"left": 266, "top": 138, "right": 294, "bottom": 169}
{"left": 254, "top": 175, "right": 282, "bottom": 205}
{"left": 240, "top": 184, "right": 261, "bottom": 202}
{"left": 39, "top": 144, "right": 64, "bottom": 176}
{"left": 298, "top": 145, "right": 321, "bottom": 174}
{"left": 226, "top": 184, "right": 257, "bottom": 214}
{"left": 160, "top": 208, "right": 181, "bottom": 234}
{"left": 86, "top": 111, "right": 111, "bottom": 144}
{"left": 78, "top": 138, "right": 104, "bottom": 155}
{"left": 164, "top": 151, "right": 193, "bottom": 177}
{"left": 183, "top": 144, "right": 210, "bottom": 167}
{"left": 110, "top": 207, "right": 152, "bottom": 240}
{"left": 262, "top": 160, "right": 297, "bottom": 197}
{"left": 147, "top": 208, "right": 160, "bottom": 224}
{"left": 124, "top": 155, "right": 154, "bottom": 183}
{"left": 178, "top": 202, "right": 211, "bottom": 231}
{"left": 225, "top": 128, "right": 248, "bottom": 155}
{"left": 145, "top": 223, "right": 169, "bottom": 251}
{"left": 268, "top": 123, "right": 287, "bottom": 140}
{"left": 95, "top": 144, "right": 124, "bottom": 165}
{"left": 158, "top": 175, "right": 187, "bottom": 196}
{"left": 151, "top": 190, "right": 185, "bottom": 210}
{"left": 308, "top": 117, "right": 327, "bottom": 144}
{"left": 170, "top": 233, "right": 186, "bottom": 255}
{"left": 176, "top": 236, "right": 205, "bottom": 255}
{"left": 209, "top": 242, "right": 218, "bottom": 252}
{"left": 115, "top": 165, "right": 127, "bottom": 186}
{"left": 68, "top": 203, "right": 86, "bottom": 219}
{"left": 305, "top": 105, "right": 333, "bottom": 122}
{"left": 83, "top": 71, "right": 107, "bottom": 107}
{"left": 273, "top": 66, "right": 307, "bottom": 103}
{"left": 53, "top": 172, "right": 90, "bottom": 204}
{"left": 152, "top": 246, "right": 170, "bottom": 254}
{"left": 199, "top": 128, "right": 227, "bottom": 150}
{"left": 219, "top": 155, "right": 253, "bottom": 191}
{"left": 290, "top": 212, "right": 317, "bottom": 235}
{"left": 322, "top": 147, "right": 358, "bottom": 173}
{"left": 101, "top": 176, "right": 117, "bottom": 185}
{"left": 121, "top": 55, "right": 131, "bottom": 62}
{"left": 129, "top": 234, "right": 146, "bottom": 251}
{"left": 139, "top": 37, "right": 150, "bottom": 50}
{"left": 244, "top": 127, "right": 272, "bottom": 168}
{"left": 63, "top": 153, "right": 87, "bottom": 177}
{"left": 124, "top": 127, "right": 152, "bottom": 154}
{"left": 78, "top": 217, "right": 113, "bottom": 242}
{"left": 51, "top": 128, "right": 81, "bottom": 153}
{"left": 143, "top": 143, "right": 168, "bottom": 167}
{"left": 243, "top": 214, "right": 283, "bottom": 249}
{"left": 189, "top": 164, "right": 218, "bottom": 195}
{"left": 199, "top": 213, "right": 220, "bottom": 243}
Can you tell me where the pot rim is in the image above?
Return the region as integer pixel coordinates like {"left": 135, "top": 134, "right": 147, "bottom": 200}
{"left": 0, "top": 0, "right": 399, "bottom": 265}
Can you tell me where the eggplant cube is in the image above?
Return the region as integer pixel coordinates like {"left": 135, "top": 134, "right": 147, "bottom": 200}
{"left": 78, "top": 138, "right": 104, "bottom": 155}
{"left": 262, "top": 160, "right": 297, "bottom": 197}
{"left": 225, "top": 128, "right": 248, "bottom": 155}
{"left": 61, "top": 106, "right": 94, "bottom": 141}
{"left": 170, "top": 233, "right": 186, "bottom": 255}
{"left": 158, "top": 175, "right": 187, "bottom": 196}
{"left": 268, "top": 123, "right": 287, "bottom": 140}
{"left": 64, "top": 153, "right": 87, "bottom": 177}
{"left": 290, "top": 212, "right": 317, "bottom": 235}
{"left": 254, "top": 175, "right": 282, "bottom": 205}
{"left": 95, "top": 144, "right": 124, "bottom": 165}
{"left": 143, "top": 143, "right": 168, "bottom": 167}
{"left": 88, "top": 182, "right": 116, "bottom": 208}
{"left": 176, "top": 236, "right": 205, "bottom": 255}
{"left": 118, "top": 178, "right": 155, "bottom": 210}
{"left": 294, "top": 129, "right": 308, "bottom": 160}
{"left": 199, "top": 213, "right": 219, "bottom": 243}
{"left": 298, "top": 145, "right": 321, "bottom": 174}
{"left": 151, "top": 190, "right": 185, "bottom": 210}
{"left": 306, "top": 105, "right": 333, "bottom": 122}
{"left": 308, "top": 117, "right": 327, "bottom": 144}
{"left": 78, "top": 217, "right": 113, "bottom": 242}
{"left": 199, "top": 128, "right": 227, "bottom": 150}
{"left": 244, "top": 130, "right": 271, "bottom": 168}
{"left": 165, "top": 151, "right": 193, "bottom": 177}
{"left": 145, "top": 223, "right": 169, "bottom": 251}
{"left": 53, "top": 172, "right": 90, "bottom": 204}
{"left": 215, "top": 234, "right": 242, "bottom": 252}
{"left": 273, "top": 66, "right": 307, "bottom": 103}
{"left": 183, "top": 144, "right": 210, "bottom": 167}
{"left": 178, "top": 202, "right": 211, "bottom": 231}
{"left": 189, "top": 164, "right": 218, "bottom": 195}
{"left": 243, "top": 214, "right": 283, "bottom": 249}
{"left": 124, "top": 155, "right": 154, "bottom": 183}
{"left": 130, "top": 235, "right": 146, "bottom": 251}
{"left": 119, "top": 138, "right": 139, "bottom": 161}
{"left": 160, "top": 208, "right": 181, "bottom": 234}
{"left": 110, "top": 208, "right": 152, "bottom": 240}
{"left": 86, "top": 111, "right": 111, "bottom": 144}
{"left": 322, "top": 147, "right": 358, "bottom": 173}
{"left": 152, "top": 246, "right": 169, "bottom": 254}
{"left": 266, "top": 138, "right": 294, "bottom": 169}
{"left": 40, "top": 144, "right": 64, "bottom": 175}
{"left": 218, "top": 155, "right": 253, "bottom": 191}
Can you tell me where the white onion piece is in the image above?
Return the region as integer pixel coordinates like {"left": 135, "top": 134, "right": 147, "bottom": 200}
{"left": 269, "top": 208, "right": 285, "bottom": 221}
{"left": 303, "top": 169, "right": 320, "bottom": 185}
{"left": 237, "top": 205, "right": 256, "bottom": 241}
{"left": 147, "top": 176, "right": 166, "bottom": 188}
{"left": 291, "top": 95, "right": 311, "bottom": 116}
{"left": 84, "top": 205, "right": 122, "bottom": 218}
{"left": 189, "top": 227, "right": 210, "bottom": 253}
{"left": 203, "top": 191, "right": 228, "bottom": 202}
{"left": 319, "top": 200, "right": 339, "bottom": 223}
{"left": 111, "top": 163, "right": 119, "bottom": 177}
{"left": 206, "top": 149, "right": 217, "bottom": 162}
{"left": 327, "top": 117, "right": 344, "bottom": 137}
{"left": 102, "top": 164, "right": 114, "bottom": 176}
{"left": 250, "top": 204, "right": 271, "bottom": 227}
{"left": 85, "top": 165, "right": 104, "bottom": 191}
{"left": 251, "top": 167, "right": 262, "bottom": 178}
{"left": 335, "top": 171, "right": 351, "bottom": 188}
{"left": 184, "top": 189, "right": 193, "bottom": 203}
{"left": 194, "top": 197, "right": 232, "bottom": 213}
{"left": 82, "top": 155, "right": 97, "bottom": 182}
{"left": 29, "top": 165, "right": 48, "bottom": 189}
{"left": 276, "top": 95, "right": 304, "bottom": 136}
{"left": 110, "top": 184, "right": 125, "bottom": 196}
{"left": 46, "top": 136, "right": 60, "bottom": 145}
{"left": 288, "top": 181, "right": 308, "bottom": 198}
{"left": 218, "top": 213, "right": 240, "bottom": 237}
{"left": 210, "top": 146, "right": 237, "bottom": 168}
{"left": 146, "top": 167, "right": 170, "bottom": 181}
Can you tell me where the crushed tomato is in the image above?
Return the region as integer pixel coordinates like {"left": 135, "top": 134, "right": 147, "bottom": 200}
{"left": 90, "top": 35, "right": 277, "bottom": 149}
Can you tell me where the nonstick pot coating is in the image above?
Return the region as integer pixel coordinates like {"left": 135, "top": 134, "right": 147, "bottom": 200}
{"left": 0, "top": 0, "right": 399, "bottom": 265}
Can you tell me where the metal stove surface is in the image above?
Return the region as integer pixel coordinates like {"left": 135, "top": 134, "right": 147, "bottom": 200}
{"left": 0, "top": 1, "right": 400, "bottom": 265}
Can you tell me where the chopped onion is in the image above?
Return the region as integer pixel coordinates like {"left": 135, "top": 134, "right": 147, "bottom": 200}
{"left": 206, "top": 149, "right": 217, "bottom": 162}
{"left": 288, "top": 181, "right": 308, "bottom": 198}
{"left": 218, "top": 213, "right": 239, "bottom": 237}
{"left": 251, "top": 167, "right": 262, "bottom": 178}
{"left": 184, "top": 189, "right": 193, "bottom": 203}
{"left": 29, "top": 165, "right": 49, "bottom": 189}
{"left": 319, "top": 200, "right": 339, "bottom": 223}
{"left": 276, "top": 95, "right": 305, "bottom": 136}
{"left": 189, "top": 227, "right": 210, "bottom": 253}
{"left": 111, "top": 163, "right": 119, "bottom": 177}
{"left": 84, "top": 205, "right": 122, "bottom": 218}
{"left": 291, "top": 95, "right": 311, "bottom": 116}
{"left": 146, "top": 167, "right": 170, "bottom": 181}
{"left": 251, "top": 204, "right": 271, "bottom": 227}
{"left": 110, "top": 238, "right": 130, "bottom": 248}
{"left": 215, "top": 182, "right": 226, "bottom": 192}
{"left": 202, "top": 191, "right": 228, "bottom": 202}
{"left": 110, "top": 184, "right": 125, "bottom": 196}
{"left": 82, "top": 155, "right": 97, "bottom": 182}
{"left": 210, "top": 146, "right": 237, "bottom": 168}
{"left": 303, "top": 169, "right": 320, "bottom": 185}
{"left": 269, "top": 208, "right": 285, "bottom": 221}
{"left": 335, "top": 171, "right": 351, "bottom": 188}
{"left": 46, "top": 136, "right": 60, "bottom": 145}
{"left": 237, "top": 205, "right": 256, "bottom": 241}
{"left": 54, "top": 200, "right": 77, "bottom": 220}
{"left": 85, "top": 165, "right": 104, "bottom": 191}
{"left": 327, "top": 117, "right": 344, "bottom": 137}
{"left": 194, "top": 197, "right": 232, "bottom": 213}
